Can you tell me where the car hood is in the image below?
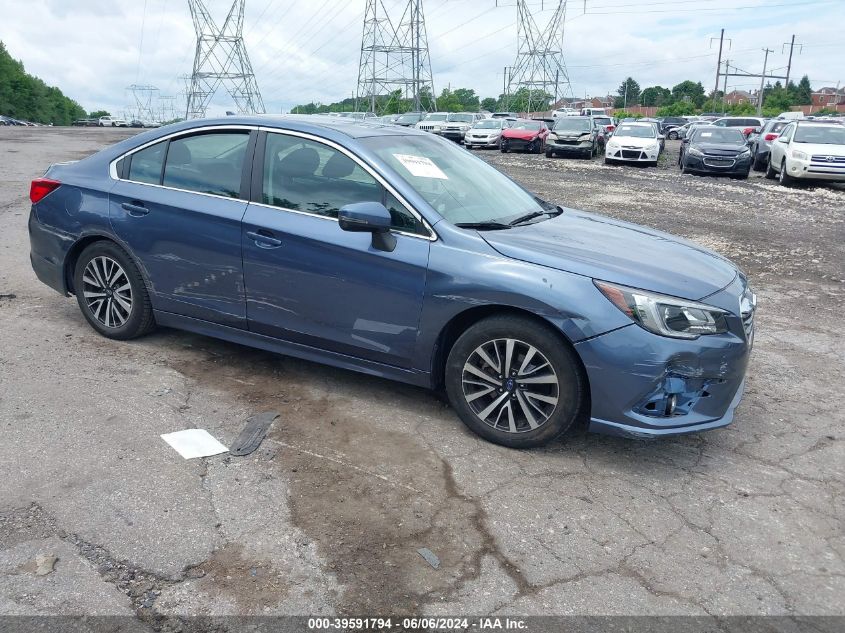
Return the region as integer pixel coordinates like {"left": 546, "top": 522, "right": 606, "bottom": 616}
{"left": 504, "top": 129, "right": 540, "bottom": 140}
{"left": 694, "top": 142, "right": 747, "bottom": 154}
{"left": 480, "top": 209, "right": 737, "bottom": 300}
{"left": 610, "top": 136, "right": 656, "bottom": 147}
{"left": 792, "top": 142, "right": 845, "bottom": 157}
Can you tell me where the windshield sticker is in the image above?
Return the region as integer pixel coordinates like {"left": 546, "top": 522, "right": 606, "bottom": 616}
{"left": 393, "top": 154, "right": 449, "bottom": 180}
{"left": 700, "top": 132, "right": 713, "bottom": 137}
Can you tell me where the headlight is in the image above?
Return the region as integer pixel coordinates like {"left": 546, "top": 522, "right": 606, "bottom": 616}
{"left": 688, "top": 147, "right": 704, "bottom": 157}
{"left": 578, "top": 133, "right": 591, "bottom": 141}
{"left": 739, "top": 148, "right": 751, "bottom": 157}
{"left": 595, "top": 281, "right": 729, "bottom": 339}
{"left": 548, "top": 133, "right": 558, "bottom": 140}
{"left": 607, "top": 141, "right": 620, "bottom": 149}
{"left": 791, "top": 150, "right": 808, "bottom": 160}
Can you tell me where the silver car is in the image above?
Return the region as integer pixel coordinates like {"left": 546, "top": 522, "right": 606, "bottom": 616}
{"left": 464, "top": 118, "right": 513, "bottom": 149}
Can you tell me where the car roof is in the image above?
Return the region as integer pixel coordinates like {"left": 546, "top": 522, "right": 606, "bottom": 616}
{"left": 617, "top": 122, "right": 654, "bottom": 127}
{"left": 187, "top": 114, "right": 431, "bottom": 139}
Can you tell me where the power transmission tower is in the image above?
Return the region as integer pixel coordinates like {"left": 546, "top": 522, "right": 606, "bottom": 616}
{"left": 506, "top": 0, "right": 571, "bottom": 116}
{"left": 159, "top": 95, "right": 177, "bottom": 123}
{"left": 126, "top": 84, "right": 160, "bottom": 123}
{"left": 355, "top": 0, "right": 436, "bottom": 115}
{"left": 185, "top": 0, "right": 265, "bottom": 119}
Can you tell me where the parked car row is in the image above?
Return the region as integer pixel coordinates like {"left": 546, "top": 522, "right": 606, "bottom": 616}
{"left": 1, "top": 115, "right": 47, "bottom": 126}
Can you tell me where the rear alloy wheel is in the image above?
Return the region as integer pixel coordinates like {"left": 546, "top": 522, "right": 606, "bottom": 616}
{"left": 73, "top": 241, "right": 155, "bottom": 340}
{"left": 445, "top": 316, "right": 584, "bottom": 448}
{"left": 668, "top": 131, "right": 679, "bottom": 140}
{"left": 779, "top": 159, "right": 794, "bottom": 186}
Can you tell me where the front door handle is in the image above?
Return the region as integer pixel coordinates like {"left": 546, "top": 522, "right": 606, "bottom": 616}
{"left": 121, "top": 202, "right": 149, "bottom": 217}
{"left": 246, "top": 230, "right": 283, "bottom": 249}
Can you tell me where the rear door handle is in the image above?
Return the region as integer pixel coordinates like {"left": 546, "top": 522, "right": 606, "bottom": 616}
{"left": 121, "top": 202, "right": 149, "bottom": 217}
{"left": 246, "top": 230, "right": 283, "bottom": 249}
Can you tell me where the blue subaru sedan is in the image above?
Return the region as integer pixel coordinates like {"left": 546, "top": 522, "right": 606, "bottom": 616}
{"left": 28, "top": 116, "right": 755, "bottom": 448}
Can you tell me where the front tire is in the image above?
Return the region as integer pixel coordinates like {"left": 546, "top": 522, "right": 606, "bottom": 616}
{"left": 765, "top": 157, "right": 777, "bottom": 179}
{"left": 778, "top": 159, "right": 794, "bottom": 186}
{"left": 445, "top": 316, "right": 585, "bottom": 448}
{"left": 73, "top": 241, "right": 155, "bottom": 340}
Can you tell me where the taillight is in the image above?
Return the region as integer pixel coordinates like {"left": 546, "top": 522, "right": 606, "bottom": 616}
{"left": 764, "top": 133, "right": 778, "bottom": 141}
{"left": 742, "top": 127, "right": 754, "bottom": 136}
{"left": 29, "top": 178, "right": 61, "bottom": 204}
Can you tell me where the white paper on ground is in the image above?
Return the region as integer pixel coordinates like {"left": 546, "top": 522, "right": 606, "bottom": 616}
{"left": 161, "top": 429, "right": 229, "bottom": 459}
{"left": 392, "top": 154, "right": 449, "bottom": 180}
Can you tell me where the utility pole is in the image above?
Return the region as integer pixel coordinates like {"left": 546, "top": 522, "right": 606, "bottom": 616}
{"left": 185, "top": 0, "right": 264, "bottom": 119}
{"left": 723, "top": 59, "right": 729, "bottom": 113}
{"left": 758, "top": 48, "right": 773, "bottom": 115}
{"left": 782, "top": 35, "right": 802, "bottom": 87}
{"left": 713, "top": 29, "right": 724, "bottom": 98}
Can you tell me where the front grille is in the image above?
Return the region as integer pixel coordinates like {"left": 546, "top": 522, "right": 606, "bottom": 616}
{"left": 703, "top": 157, "right": 735, "bottom": 167}
{"left": 810, "top": 155, "right": 845, "bottom": 163}
{"left": 418, "top": 124, "right": 440, "bottom": 132}
{"left": 554, "top": 138, "right": 580, "bottom": 145}
{"left": 622, "top": 149, "right": 643, "bottom": 160}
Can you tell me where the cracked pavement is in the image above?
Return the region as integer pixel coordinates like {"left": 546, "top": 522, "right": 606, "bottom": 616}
{"left": 0, "top": 127, "right": 843, "bottom": 624}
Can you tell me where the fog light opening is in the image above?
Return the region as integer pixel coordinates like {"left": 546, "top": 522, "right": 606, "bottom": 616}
{"left": 665, "top": 394, "right": 678, "bottom": 416}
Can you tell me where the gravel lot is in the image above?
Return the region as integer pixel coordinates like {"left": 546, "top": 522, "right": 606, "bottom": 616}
{"left": 0, "top": 127, "right": 843, "bottom": 627}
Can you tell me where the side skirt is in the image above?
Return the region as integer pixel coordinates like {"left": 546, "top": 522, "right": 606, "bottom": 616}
{"left": 154, "top": 311, "right": 433, "bottom": 389}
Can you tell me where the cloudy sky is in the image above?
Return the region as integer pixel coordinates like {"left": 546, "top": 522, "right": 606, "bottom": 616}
{"left": 1, "top": 0, "right": 842, "bottom": 118}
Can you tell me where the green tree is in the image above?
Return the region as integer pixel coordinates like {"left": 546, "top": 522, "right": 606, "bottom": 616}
{"left": 0, "top": 41, "right": 85, "bottom": 125}
{"left": 795, "top": 75, "right": 813, "bottom": 105}
{"left": 88, "top": 110, "right": 111, "bottom": 119}
{"left": 614, "top": 77, "right": 641, "bottom": 109}
{"left": 640, "top": 86, "right": 672, "bottom": 107}
{"left": 481, "top": 97, "right": 498, "bottom": 112}
{"left": 671, "top": 80, "right": 706, "bottom": 108}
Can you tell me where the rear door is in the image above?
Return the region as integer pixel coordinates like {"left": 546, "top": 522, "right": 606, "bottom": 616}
{"left": 110, "top": 127, "right": 256, "bottom": 328}
{"left": 241, "top": 130, "right": 431, "bottom": 368}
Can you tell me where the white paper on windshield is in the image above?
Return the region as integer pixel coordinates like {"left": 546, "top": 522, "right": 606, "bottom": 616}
{"left": 393, "top": 154, "right": 448, "bottom": 180}
{"left": 700, "top": 132, "right": 713, "bottom": 137}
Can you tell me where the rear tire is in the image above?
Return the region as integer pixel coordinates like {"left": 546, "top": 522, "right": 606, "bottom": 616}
{"left": 545, "top": 148, "right": 553, "bottom": 158}
{"left": 668, "top": 131, "right": 679, "bottom": 140}
{"left": 73, "top": 241, "right": 155, "bottom": 340}
{"left": 765, "top": 157, "right": 777, "bottom": 179}
{"left": 445, "top": 315, "right": 585, "bottom": 449}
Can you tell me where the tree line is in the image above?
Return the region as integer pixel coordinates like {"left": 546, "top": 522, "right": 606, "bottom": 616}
{"left": 613, "top": 75, "right": 816, "bottom": 117}
{"left": 0, "top": 41, "right": 87, "bottom": 125}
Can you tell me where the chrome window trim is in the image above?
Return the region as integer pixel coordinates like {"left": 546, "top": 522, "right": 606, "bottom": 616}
{"left": 258, "top": 127, "right": 437, "bottom": 242}
{"left": 108, "top": 124, "right": 437, "bottom": 242}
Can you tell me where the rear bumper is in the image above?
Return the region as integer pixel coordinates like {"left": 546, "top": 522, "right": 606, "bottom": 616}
{"left": 28, "top": 208, "right": 68, "bottom": 295}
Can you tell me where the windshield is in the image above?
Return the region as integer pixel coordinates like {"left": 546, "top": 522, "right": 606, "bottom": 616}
{"left": 692, "top": 128, "right": 745, "bottom": 143}
{"left": 359, "top": 135, "right": 546, "bottom": 225}
{"left": 615, "top": 125, "right": 655, "bottom": 138}
{"left": 424, "top": 114, "right": 448, "bottom": 121}
{"left": 474, "top": 120, "right": 503, "bottom": 129}
{"left": 593, "top": 117, "right": 612, "bottom": 125}
{"left": 794, "top": 125, "right": 845, "bottom": 144}
{"left": 448, "top": 114, "right": 473, "bottom": 123}
{"left": 553, "top": 118, "right": 591, "bottom": 132}
{"left": 512, "top": 121, "right": 541, "bottom": 130}
{"left": 397, "top": 114, "right": 421, "bottom": 123}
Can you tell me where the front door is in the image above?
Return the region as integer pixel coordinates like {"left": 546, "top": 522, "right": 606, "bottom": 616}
{"left": 241, "top": 131, "right": 431, "bottom": 368}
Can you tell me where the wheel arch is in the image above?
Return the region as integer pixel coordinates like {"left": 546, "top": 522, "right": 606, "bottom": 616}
{"left": 64, "top": 233, "right": 152, "bottom": 296}
{"left": 429, "top": 304, "right": 590, "bottom": 394}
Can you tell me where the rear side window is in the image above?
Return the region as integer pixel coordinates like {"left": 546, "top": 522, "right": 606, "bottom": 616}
{"left": 128, "top": 141, "right": 166, "bottom": 185}
{"left": 163, "top": 132, "right": 249, "bottom": 198}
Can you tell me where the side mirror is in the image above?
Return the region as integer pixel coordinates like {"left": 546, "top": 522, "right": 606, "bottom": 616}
{"left": 339, "top": 202, "right": 396, "bottom": 252}
{"left": 657, "top": 134, "right": 665, "bottom": 140}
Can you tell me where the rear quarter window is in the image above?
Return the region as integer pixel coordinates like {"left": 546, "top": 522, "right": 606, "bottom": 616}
{"left": 128, "top": 141, "right": 166, "bottom": 185}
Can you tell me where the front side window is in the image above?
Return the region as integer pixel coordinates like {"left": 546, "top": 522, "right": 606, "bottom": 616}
{"left": 162, "top": 132, "right": 249, "bottom": 198}
{"left": 262, "top": 133, "right": 427, "bottom": 235}
{"left": 128, "top": 141, "right": 166, "bottom": 185}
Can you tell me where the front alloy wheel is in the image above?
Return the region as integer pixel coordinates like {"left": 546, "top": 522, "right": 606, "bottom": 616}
{"left": 445, "top": 315, "right": 584, "bottom": 448}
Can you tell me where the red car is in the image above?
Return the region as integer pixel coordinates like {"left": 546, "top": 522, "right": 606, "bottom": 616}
{"left": 501, "top": 120, "right": 549, "bottom": 154}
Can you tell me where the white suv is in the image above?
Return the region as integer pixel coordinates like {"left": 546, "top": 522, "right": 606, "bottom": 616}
{"left": 767, "top": 121, "right": 845, "bottom": 186}
{"left": 98, "top": 116, "right": 128, "bottom": 127}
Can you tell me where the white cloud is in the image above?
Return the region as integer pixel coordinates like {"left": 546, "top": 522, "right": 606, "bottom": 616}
{"left": 0, "top": 0, "right": 842, "bottom": 117}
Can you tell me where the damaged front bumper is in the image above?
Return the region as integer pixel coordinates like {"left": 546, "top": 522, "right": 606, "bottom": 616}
{"left": 574, "top": 279, "right": 753, "bottom": 439}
